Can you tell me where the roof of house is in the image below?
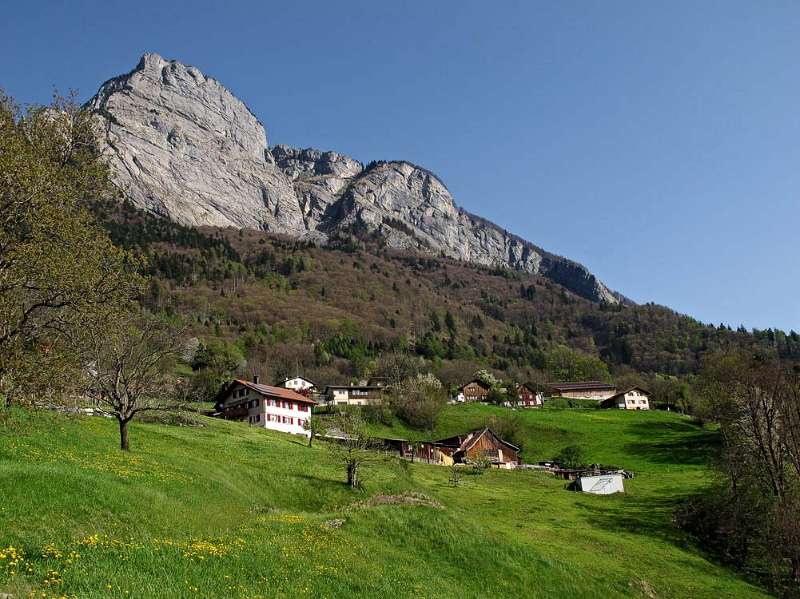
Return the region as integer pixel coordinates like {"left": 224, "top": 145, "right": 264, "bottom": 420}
{"left": 548, "top": 381, "right": 616, "bottom": 392}
{"left": 605, "top": 386, "right": 651, "bottom": 401}
{"left": 324, "top": 385, "right": 383, "bottom": 392}
{"left": 433, "top": 427, "right": 520, "bottom": 453}
{"left": 219, "top": 379, "right": 317, "bottom": 405}
{"left": 517, "top": 382, "right": 540, "bottom": 393}
{"left": 459, "top": 379, "right": 491, "bottom": 392}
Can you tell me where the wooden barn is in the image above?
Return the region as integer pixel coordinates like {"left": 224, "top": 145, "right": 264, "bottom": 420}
{"left": 455, "top": 380, "right": 491, "bottom": 403}
{"left": 547, "top": 381, "right": 617, "bottom": 401}
{"left": 409, "top": 428, "right": 521, "bottom": 469}
{"left": 516, "top": 383, "right": 543, "bottom": 408}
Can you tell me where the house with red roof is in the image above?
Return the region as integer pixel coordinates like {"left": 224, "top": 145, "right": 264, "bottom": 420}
{"left": 215, "top": 376, "right": 316, "bottom": 437}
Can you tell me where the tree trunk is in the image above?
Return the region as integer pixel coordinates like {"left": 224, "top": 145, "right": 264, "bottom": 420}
{"left": 347, "top": 460, "right": 358, "bottom": 488}
{"left": 308, "top": 433, "right": 313, "bottom": 448}
{"left": 791, "top": 557, "right": 800, "bottom": 583}
{"left": 119, "top": 418, "right": 130, "bottom": 451}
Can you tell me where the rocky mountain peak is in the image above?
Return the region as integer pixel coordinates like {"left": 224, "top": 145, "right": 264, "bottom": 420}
{"left": 88, "top": 54, "right": 621, "bottom": 305}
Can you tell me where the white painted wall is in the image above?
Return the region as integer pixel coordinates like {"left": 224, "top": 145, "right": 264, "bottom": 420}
{"left": 281, "top": 377, "right": 315, "bottom": 392}
{"left": 619, "top": 389, "right": 650, "bottom": 410}
{"left": 577, "top": 474, "right": 625, "bottom": 494}
{"left": 229, "top": 387, "right": 311, "bottom": 437}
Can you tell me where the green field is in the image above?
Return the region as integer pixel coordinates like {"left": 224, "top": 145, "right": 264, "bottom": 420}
{"left": 0, "top": 406, "right": 767, "bottom": 598}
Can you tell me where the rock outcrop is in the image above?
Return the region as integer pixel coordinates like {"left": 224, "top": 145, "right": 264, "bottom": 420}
{"left": 89, "top": 54, "right": 620, "bottom": 304}
{"left": 89, "top": 53, "right": 305, "bottom": 232}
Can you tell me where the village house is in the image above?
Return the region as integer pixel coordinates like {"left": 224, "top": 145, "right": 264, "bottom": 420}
{"left": 516, "top": 383, "right": 543, "bottom": 408}
{"left": 547, "top": 381, "right": 617, "bottom": 401}
{"left": 403, "top": 428, "right": 520, "bottom": 469}
{"left": 600, "top": 387, "right": 651, "bottom": 410}
{"left": 276, "top": 375, "right": 316, "bottom": 395}
{"left": 323, "top": 383, "right": 384, "bottom": 406}
{"left": 215, "top": 377, "right": 316, "bottom": 437}
{"left": 454, "top": 379, "right": 491, "bottom": 403}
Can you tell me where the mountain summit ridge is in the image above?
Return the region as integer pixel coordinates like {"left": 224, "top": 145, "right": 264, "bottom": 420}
{"left": 89, "top": 52, "right": 621, "bottom": 304}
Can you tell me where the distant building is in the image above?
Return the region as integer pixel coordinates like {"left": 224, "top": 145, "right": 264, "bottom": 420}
{"left": 516, "top": 383, "right": 543, "bottom": 408}
{"left": 409, "top": 428, "right": 520, "bottom": 469}
{"left": 600, "top": 387, "right": 650, "bottom": 410}
{"left": 455, "top": 380, "right": 491, "bottom": 403}
{"left": 547, "top": 381, "right": 617, "bottom": 401}
{"left": 276, "top": 376, "right": 316, "bottom": 395}
{"left": 215, "top": 377, "right": 315, "bottom": 437}
{"left": 324, "top": 384, "right": 384, "bottom": 406}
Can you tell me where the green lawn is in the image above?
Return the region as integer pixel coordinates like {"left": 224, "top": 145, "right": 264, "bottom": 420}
{"left": 0, "top": 406, "right": 767, "bottom": 598}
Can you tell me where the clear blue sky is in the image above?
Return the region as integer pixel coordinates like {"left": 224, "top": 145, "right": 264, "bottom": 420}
{"left": 2, "top": 1, "right": 798, "bottom": 331}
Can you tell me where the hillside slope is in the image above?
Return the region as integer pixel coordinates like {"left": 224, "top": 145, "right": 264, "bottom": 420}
{"left": 98, "top": 203, "right": 798, "bottom": 386}
{"left": 0, "top": 407, "right": 768, "bottom": 598}
{"left": 88, "top": 53, "right": 617, "bottom": 303}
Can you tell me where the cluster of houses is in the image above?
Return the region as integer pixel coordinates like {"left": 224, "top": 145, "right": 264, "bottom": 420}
{"left": 211, "top": 374, "right": 643, "bottom": 494}
{"left": 453, "top": 379, "right": 651, "bottom": 411}
{"left": 213, "top": 374, "right": 650, "bottom": 439}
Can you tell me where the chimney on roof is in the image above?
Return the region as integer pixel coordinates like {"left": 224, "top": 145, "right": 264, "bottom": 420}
{"left": 253, "top": 375, "right": 260, "bottom": 385}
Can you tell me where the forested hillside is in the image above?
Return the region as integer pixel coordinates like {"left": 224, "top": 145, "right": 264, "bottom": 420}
{"left": 97, "top": 201, "right": 800, "bottom": 400}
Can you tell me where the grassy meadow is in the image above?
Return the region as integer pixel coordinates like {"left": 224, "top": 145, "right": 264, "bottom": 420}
{"left": 0, "top": 405, "right": 768, "bottom": 598}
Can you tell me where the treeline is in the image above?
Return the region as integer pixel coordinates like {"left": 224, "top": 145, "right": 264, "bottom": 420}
{"left": 678, "top": 352, "right": 800, "bottom": 594}
{"left": 92, "top": 199, "right": 800, "bottom": 394}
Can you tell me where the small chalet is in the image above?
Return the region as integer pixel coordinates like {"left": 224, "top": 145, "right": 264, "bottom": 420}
{"left": 455, "top": 379, "right": 491, "bottom": 403}
{"left": 600, "top": 387, "right": 651, "bottom": 410}
{"left": 547, "top": 381, "right": 617, "bottom": 401}
{"left": 410, "top": 428, "right": 520, "bottom": 469}
{"left": 324, "top": 384, "right": 384, "bottom": 406}
{"left": 215, "top": 377, "right": 316, "bottom": 437}
{"left": 516, "top": 383, "right": 543, "bottom": 408}
{"left": 277, "top": 375, "right": 316, "bottom": 396}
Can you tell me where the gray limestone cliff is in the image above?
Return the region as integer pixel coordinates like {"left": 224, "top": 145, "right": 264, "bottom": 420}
{"left": 89, "top": 53, "right": 620, "bottom": 304}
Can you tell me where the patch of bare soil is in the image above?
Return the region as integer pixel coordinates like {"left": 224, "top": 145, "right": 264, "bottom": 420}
{"left": 350, "top": 492, "right": 443, "bottom": 510}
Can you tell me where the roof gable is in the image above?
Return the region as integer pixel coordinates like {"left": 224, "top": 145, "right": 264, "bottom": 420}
{"left": 459, "top": 427, "right": 520, "bottom": 453}
{"left": 549, "top": 381, "right": 616, "bottom": 391}
{"left": 219, "top": 380, "right": 317, "bottom": 405}
{"left": 278, "top": 375, "right": 316, "bottom": 387}
{"left": 459, "top": 379, "right": 490, "bottom": 392}
{"left": 608, "top": 386, "right": 650, "bottom": 401}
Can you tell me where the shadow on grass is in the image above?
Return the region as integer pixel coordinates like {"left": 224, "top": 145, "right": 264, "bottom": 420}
{"left": 578, "top": 493, "right": 689, "bottom": 543}
{"left": 624, "top": 422, "right": 722, "bottom": 466}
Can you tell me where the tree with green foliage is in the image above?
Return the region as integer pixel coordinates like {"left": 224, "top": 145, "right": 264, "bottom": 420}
{"left": 555, "top": 445, "right": 587, "bottom": 470}
{"left": 190, "top": 339, "right": 246, "bottom": 402}
{"left": 391, "top": 373, "right": 447, "bottom": 432}
{"left": 0, "top": 90, "right": 143, "bottom": 404}
{"left": 327, "top": 411, "right": 378, "bottom": 488}
{"left": 303, "top": 415, "right": 326, "bottom": 448}
{"left": 545, "top": 345, "right": 611, "bottom": 383}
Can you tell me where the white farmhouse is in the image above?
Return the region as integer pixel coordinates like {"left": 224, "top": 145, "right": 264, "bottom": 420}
{"left": 600, "top": 387, "right": 651, "bottom": 410}
{"left": 277, "top": 375, "right": 316, "bottom": 394}
{"left": 323, "top": 384, "right": 384, "bottom": 406}
{"left": 215, "top": 377, "right": 316, "bottom": 437}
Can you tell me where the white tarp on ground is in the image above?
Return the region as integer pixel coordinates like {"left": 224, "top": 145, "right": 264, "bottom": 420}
{"left": 577, "top": 473, "right": 625, "bottom": 494}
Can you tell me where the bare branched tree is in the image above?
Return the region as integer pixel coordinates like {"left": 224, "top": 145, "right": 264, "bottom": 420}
{"left": 327, "top": 411, "right": 379, "bottom": 488}
{"left": 82, "top": 311, "right": 184, "bottom": 450}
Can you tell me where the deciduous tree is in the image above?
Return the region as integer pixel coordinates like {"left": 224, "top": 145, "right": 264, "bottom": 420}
{"left": 0, "top": 90, "right": 142, "bottom": 403}
{"left": 82, "top": 311, "right": 184, "bottom": 451}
